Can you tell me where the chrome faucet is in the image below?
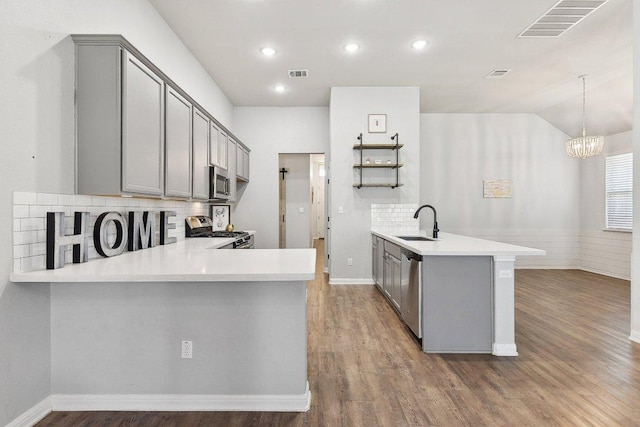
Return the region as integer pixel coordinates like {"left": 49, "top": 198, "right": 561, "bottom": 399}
{"left": 414, "top": 204, "right": 439, "bottom": 239}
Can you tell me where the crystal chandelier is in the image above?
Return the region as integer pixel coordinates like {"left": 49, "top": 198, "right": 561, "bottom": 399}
{"left": 565, "top": 75, "right": 603, "bottom": 159}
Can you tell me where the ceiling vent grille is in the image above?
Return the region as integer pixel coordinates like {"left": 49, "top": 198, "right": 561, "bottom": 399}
{"left": 288, "top": 69, "right": 309, "bottom": 78}
{"left": 518, "top": 0, "right": 608, "bottom": 38}
{"left": 485, "top": 69, "right": 511, "bottom": 79}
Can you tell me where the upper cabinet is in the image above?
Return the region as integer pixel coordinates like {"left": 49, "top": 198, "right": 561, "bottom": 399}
{"left": 72, "top": 35, "right": 249, "bottom": 200}
{"left": 227, "top": 137, "right": 237, "bottom": 202}
{"left": 165, "top": 86, "right": 192, "bottom": 198}
{"left": 217, "top": 130, "right": 228, "bottom": 170}
{"left": 236, "top": 144, "right": 250, "bottom": 182}
{"left": 192, "top": 108, "right": 209, "bottom": 200}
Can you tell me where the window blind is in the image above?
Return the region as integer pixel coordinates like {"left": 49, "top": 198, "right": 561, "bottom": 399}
{"left": 605, "top": 153, "right": 633, "bottom": 230}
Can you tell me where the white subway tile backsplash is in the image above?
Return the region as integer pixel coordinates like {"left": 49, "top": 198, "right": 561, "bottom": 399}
{"left": 13, "top": 205, "right": 30, "bottom": 218}
{"left": 57, "top": 194, "right": 77, "bottom": 205}
{"left": 75, "top": 195, "right": 93, "bottom": 205}
{"left": 36, "top": 192, "right": 58, "bottom": 205}
{"left": 20, "top": 217, "right": 45, "bottom": 231}
{"left": 91, "top": 196, "right": 106, "bottom": 206}
{"left": 14, "top": 191, "right": 37, "bottom": 205}
{"left": 14, "top": 244, "right": 30, "bottom": 259}
{"left": 14, "top": 230, "right": 38, "bottom": 245}
{"left": 12, "top": 191, "right": 208, "bottom": 272}
{"left": 371, "top": 203, "right": 419, "bottom": 234}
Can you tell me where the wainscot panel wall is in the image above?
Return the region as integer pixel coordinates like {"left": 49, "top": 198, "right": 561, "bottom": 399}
{"left": 579, "top": 130, "right": 633, "bottom": 280}
{"left": 0, "top": 1, "right": 234, "bottom": 425}
{"left": 420, "top": 114, "right": 581, "bottom": 269}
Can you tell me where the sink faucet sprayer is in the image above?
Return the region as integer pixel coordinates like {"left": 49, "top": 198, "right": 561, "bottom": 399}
{"left": 413, "top": 205, "right": 439, "bottom": 239}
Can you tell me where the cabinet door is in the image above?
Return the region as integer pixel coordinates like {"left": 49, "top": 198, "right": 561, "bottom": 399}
{"left": 244, "top": 148, "right": 250, "bottom": 181}
{"left": 236, "top": 144, "right": 244, "bottom": 179}
{"left": 165, "top": 86, "right": 192, "bottom": 198}
{"left": 192, "top": 108, "right": 209, "bottom": 200}
{"left": 372, "top": 239, "right": 377, "bottom": 283}
{"left": 375, "top": 238, "right": 384, "bottom": 288}
{"left": 217, "top": 131, "right": 228, "bottom": 170}
{"left": 391, "top": 254, "right": 402, "bottom": 310}
{"left": 209, "top": 122, "right": 219, "bottom": 167}
{"left": 383, "top": 253, "right": 392, "bottom": 299}
{"left": 228, "top": 137, "right": 237, "bottom": 201}
{"left": 121, "top": 51, "right": 164, "bottom": 195}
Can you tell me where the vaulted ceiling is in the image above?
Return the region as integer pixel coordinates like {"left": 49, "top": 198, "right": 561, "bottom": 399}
{"left": 149, "top": 0, "right": 633, "bottom": 137}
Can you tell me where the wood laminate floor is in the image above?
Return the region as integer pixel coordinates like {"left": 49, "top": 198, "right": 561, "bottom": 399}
{"left": 37, "top": 242, "right": 640, "bottom": 426}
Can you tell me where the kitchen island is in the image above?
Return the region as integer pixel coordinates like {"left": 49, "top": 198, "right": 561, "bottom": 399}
{"left": 11, "top": 240, "right": 315, "bottom": 412}
{"left": 372, "top": 231, "right": 545, "bottom": 356}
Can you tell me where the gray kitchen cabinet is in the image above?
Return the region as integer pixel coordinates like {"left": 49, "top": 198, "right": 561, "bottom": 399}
{"left": 228, "top": 137, "right": 237, "bottom": 201}
{"left": 209, "top": 122, "right": 219, "bottom": 167}
{"left": 217, "top": 130, "right": 228, "bottom": 170}
{"left": 372, "top": 236, "right": 384, "bottom": 292}
{"left": 165, "top": 86, "right": 192, "bottom": 198}
{"left": 423, "top": 256, "right": 493, "bottom": 353}
{"left": 73, "top": 35, "right": 249, "bottom": 199}
{"left": 75, "top": 37, "right": 165, "bottom": 196}
{"left": 192, "top": 107, "right": 210, "bottom": 200}
{"left": 236, "top": 144, "right": 250, "bottom": 182}
{"left": 376, "top": 237, "right": 403, "bottom": 312}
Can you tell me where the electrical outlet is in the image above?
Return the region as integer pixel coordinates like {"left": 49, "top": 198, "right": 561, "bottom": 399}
{"left": 338, "top": 206, "right": 344, "bottom": 214}
{"left": 299, "top": 207, "right": 304, "bottom": 213}
{"left": 347, "top": 257, "right": 353, "bottom": 266}
{"left": 181, "top": 340, "right": 192, "bottom": 359}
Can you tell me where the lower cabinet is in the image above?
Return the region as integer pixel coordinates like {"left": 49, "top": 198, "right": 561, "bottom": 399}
{"left": 381, "top": 239, "right": 402, "bottom": 311}
{"left": 372, "top": 236, "right": 384, "bottom": 292}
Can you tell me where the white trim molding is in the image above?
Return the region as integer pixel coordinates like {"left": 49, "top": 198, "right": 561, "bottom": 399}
{"left": 5, "top": 396, "right": 52, "bottom": 427}
{"left": 51, "top": 384, "right": 311, "bottom": 412}
{"left": 630, "top": 330, "right": 640, "bottom": 344}
{"left": 492, "top": 343, "right": 519, "bottom": 357}
{"left": 328, "top": 278, "right": 375, "bottom": 285}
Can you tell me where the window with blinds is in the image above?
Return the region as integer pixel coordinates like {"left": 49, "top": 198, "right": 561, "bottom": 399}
{"left": 605, "top": 153, "right": 633, "bottom": 230}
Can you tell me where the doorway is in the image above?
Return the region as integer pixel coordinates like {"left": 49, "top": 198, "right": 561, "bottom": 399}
{"left": 278, "top": 153, "right": 326, "bottom": 251}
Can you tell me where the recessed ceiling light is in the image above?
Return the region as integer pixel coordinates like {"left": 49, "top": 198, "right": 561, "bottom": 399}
{"left": 344, "top": 43, "right": 360, "bottom": 53}
{"left": 260, "top": 47, "right": 277, "bottom": 57}
{"left": 274, "top": 85, "right": 286, "bottom": 93}
{"left": 411, "top": 39, "right": 428, "bottom": 50}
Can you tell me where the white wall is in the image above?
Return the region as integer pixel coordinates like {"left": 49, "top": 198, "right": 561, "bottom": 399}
{"left": 0, "top": 1, "right": 234, "bottom": 424}
{"left": 232, "top": 107, "right": 330, "bottom": 249}
{"left": 631, "top": 2, "right": 640, "bottom": 344}
{"left": 420, "top": 113, "right": 581, "bottom": 268}
{"left": 280, "top": 154, "right": 312, "bottom": 248}
{"left": 580, "top": 130, "right": 632, "bottom": 279}
{"left": 329, "top": 87, "right": 420, "bottom": 283}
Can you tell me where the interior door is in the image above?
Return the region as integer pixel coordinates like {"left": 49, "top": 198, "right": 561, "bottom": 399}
{"left": 314, "top": 162, "right": 325, "bottom": 239}
{"left": 279, "top": 168, "right": 286, "bottom": 248}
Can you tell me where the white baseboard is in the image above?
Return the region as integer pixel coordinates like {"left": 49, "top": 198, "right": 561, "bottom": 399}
{"left": 6, "top": 396, "right": 51, "bottom": 427}
{"left": 579, "top": 266, "right": 631, "bottom": 281}
{"left": 51, "top": 383, "right": 311, "bottom": 412}
{"left": 630, "top": 330, "right": 640, "bottom": 344}
{"left": 492, "top": 343, "right": 518, "bottom": 357}
{"left": 328, "top": 278, "right": 375, "bottom": 285}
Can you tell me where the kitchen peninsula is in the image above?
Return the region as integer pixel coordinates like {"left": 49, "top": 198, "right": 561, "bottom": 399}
{"left": 11, "top": 240, "right": 315, "bottom": 412}
{"left": 372, "top": 231, "right": 545, "bottom": 356}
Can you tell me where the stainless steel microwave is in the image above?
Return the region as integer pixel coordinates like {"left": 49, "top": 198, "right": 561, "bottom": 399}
{"left": 210, "top": 166, "right": 230, "bottom": 200}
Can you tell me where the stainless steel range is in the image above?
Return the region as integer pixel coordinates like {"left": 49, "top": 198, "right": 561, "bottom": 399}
{"left": 185, "top": 216, "right": 254, "bottom": 249}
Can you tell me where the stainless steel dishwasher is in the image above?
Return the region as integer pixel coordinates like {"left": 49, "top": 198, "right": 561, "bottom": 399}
{"left": 401, "top": 248, "right": 422, "bottom": 339}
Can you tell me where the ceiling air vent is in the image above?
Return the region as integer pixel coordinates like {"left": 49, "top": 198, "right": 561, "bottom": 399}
{"left": 518, "top": 0, "right": 609, "bottom": 38}
{"left": 485, "top": 69, "right": 511, "bottom": 79}
{"left": 288, "top": 69, "right": 309, "bottom": 78}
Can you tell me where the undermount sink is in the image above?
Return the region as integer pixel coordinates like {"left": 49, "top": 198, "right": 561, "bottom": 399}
{"left": 396, "top": 236, "right": 435, "bottom": 241}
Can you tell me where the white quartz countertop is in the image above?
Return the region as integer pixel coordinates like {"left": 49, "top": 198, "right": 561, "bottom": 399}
{"left": 10, "top": 237, "right": 316, "bottom": 283}
{"left": 372, "top": 231, "right": 546, "bottom": 257}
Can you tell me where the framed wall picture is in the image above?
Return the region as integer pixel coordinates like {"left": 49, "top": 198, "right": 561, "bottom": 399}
{"left": 368, "top": 114, "right": 387, "bottom": 133}
{"left": 483, "top": 180, "right": 512, "bottom": 198}
{"left": 211, "top": 204, "right": 231, "bottom": 230}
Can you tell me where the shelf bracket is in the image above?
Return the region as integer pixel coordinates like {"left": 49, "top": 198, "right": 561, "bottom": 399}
{"left": 391, "top": 133, "right": 399, "bottom": 188}
{"left": 357, "top": 133, "right": 363, "bottom": 189}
